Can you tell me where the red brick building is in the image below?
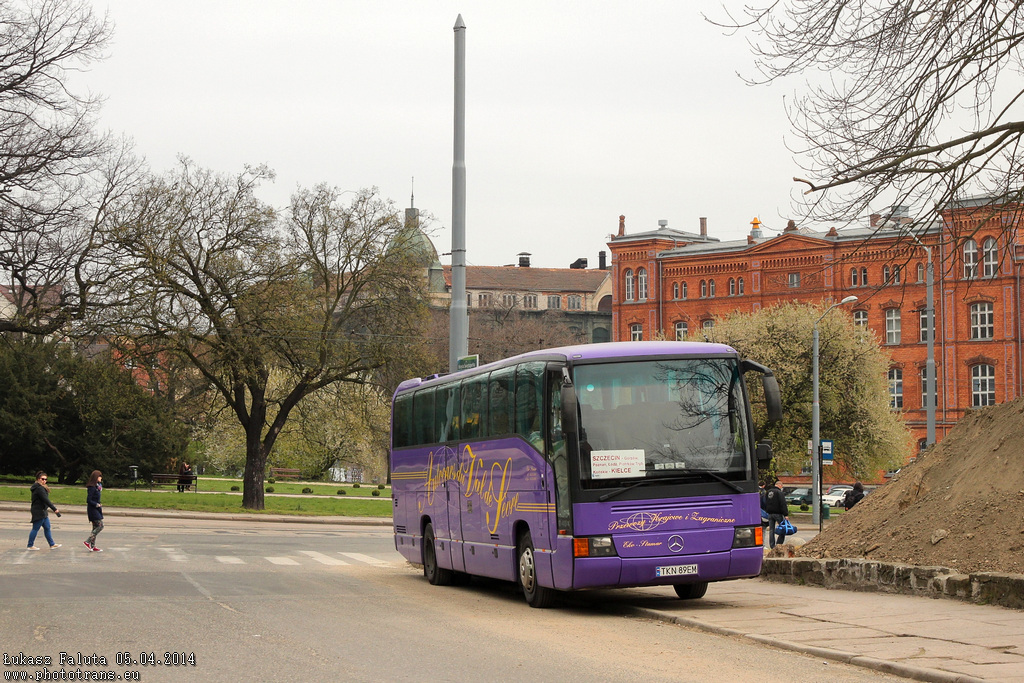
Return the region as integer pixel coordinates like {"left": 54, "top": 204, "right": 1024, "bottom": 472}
{"left": 607, "top": 199, "right": 1024, "bottom": 450}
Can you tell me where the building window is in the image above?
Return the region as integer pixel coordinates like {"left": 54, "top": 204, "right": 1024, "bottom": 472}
{"left": 547, "top": 295, "right": 561, "bottom": 310}
{"left": 917, "top": 263, "right": 925, "bottom": 282}
{"left": 702, "top": 319, "right": 714, "bottom": 330}
{"left": 523, "top": 294, "right": 538, "bottom": 309}
{"left": 674, "top": 321, "right": 688, "bottom": 340}
{"left": 920, "top": 366, "right": 937, "bottom": 410}
{"left": 681, "top": 282, "right": 688, "bottom": 299}
{"left": 861, "top": 267, "right": 868, "bottom": 285}
{"left": 888, "top": 368, "right": 903, "bottom": 409}
{"left": 963, "top": 239, "right": 978, "bottom": 279}
{"left": 970, "top": 302, "right": 994, "bottom": 340}
{"left": 708, "top": 279, "right": 716, "bottom": 297}
{"left": 567, "top": 295, "right": 582, "bottom": 310}
{"left": 788, "top": 272, "right": 800, "bottom": 288}
{"left": 637, "top": 268, "right": 648, "bottom": 300}
{"left": 737, "top": 277, "right": 744, "bottom": 295}
{"left": 892, "top": 265, "right": 901, "bottom": 284}
{"left": 883, "top": 265, "right": 890, "bottom": 283}
{"left": 851, "top": 268, "right": 859, "bottom": 287}
{"left": 630, "top": 323, "right": 643, "bottom": 341}
{"left": 885, "top": 308, "right": 901, "bottom": 345}
{"left": 919, "top": 309, "right": 933, "bottom": 342}
{"left": 728, "top": 278, "right": 735, "bottom": 296}
{"left": 854, "top": 310, "right": 868, "bottom": 328}
{"left": 700, "top": 280, "right": 707, "bottom": 298}
{"left": 971, "top": 364, "right": 996, "bottom": 407}
{"left": 672, "top": 282, "right": 679, "bottom": 299}
{"left": 467, "top": 293, "right": 472, "bottom": 307}
{"left": 503, "top": 293, "right": 516, "bottom": 308}
{"left": 983, "top": 237, "right": 998, "bottom": 278}
{"left": 624, "top": 269, "right": 634, "bottom": 301}
{"left": 478, "top": 293, "right": 491, "bottom": 307}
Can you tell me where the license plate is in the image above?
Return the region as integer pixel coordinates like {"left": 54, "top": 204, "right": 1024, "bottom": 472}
{"left": 655, "top": 564, "right": 698, "bottom": 577}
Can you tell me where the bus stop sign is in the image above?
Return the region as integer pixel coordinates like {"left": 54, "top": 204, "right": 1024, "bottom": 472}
{"left": 821, "top": 439, "right": 834, "bottom": 465}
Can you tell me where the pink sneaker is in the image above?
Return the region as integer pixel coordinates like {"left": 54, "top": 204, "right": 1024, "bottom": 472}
{"left": 83, "top": 541, "right": 93, "bottom": 550}
{"left": 91, "top": 546, "right": 103, "bottom": 552}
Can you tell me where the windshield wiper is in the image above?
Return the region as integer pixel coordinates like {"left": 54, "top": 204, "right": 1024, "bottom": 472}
{"left": 597, "top": 476, "right": 693, "bottom": 502}
{"left": 596, "top": 470, "right": 743, "bottom": 502}
{"left": 682, "top": 468, "right": 744, "bottom": 493}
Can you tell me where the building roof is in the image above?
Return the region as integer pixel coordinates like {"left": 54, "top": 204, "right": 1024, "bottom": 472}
{"left": 443, "top": 265, "right": 609, "bottom": 293}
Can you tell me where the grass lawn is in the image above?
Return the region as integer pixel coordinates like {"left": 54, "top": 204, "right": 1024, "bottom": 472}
{"left": 0, "top": 484, "right": 392, "bottom": 517}
{"left": 196, "top": 476, "right": 390, "bottom": 497}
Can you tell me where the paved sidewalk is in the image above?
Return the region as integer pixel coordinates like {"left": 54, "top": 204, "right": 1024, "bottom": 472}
{"left": 610, "top": 577, "right": 1024, "bottom": 683}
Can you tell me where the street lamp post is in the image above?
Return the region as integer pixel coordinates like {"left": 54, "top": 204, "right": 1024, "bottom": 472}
{"left": 812, "top": 295, "right": 858, "bottom": 528}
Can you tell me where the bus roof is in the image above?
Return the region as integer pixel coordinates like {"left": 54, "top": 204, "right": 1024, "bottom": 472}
{"left": 395, "top": 341, "right": 738, "bottom": 394}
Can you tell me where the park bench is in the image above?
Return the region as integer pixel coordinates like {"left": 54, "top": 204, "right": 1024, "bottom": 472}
{"left": 269, "top": 468, "right": 300, "bottom": 481}
{"left": 148, "top": 473, "right": 198, "bottom": 491}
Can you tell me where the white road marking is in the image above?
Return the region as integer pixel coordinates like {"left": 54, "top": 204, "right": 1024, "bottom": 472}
{"left": 299, "top": 551, "right": 348, "bottom": 565}
{"left": 216, "top": 556, "right": 245, "bottom": 564}
{"left": 339, "top": 552, "right": 389, "bottom": 566}
{"left": 266, "top": 556, "right": 299, "bottom": 565}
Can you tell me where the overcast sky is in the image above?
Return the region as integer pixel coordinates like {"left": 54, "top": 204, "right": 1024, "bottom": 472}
{"left": 82, "top": 1, "right": 802, "bottom": 269}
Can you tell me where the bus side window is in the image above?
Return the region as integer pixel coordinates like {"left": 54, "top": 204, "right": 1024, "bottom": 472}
{"left": 393, "top": 392, "right": 412, "bottom": 448}
{"left": 412, "top": 388, "right": 435, "bottom": 446}
{"left": 515, "top": 362, "right": 545, "bottom": 453}
{"left": 435, "top": 383, "right": 460, "bottom": 443}
{"left": 461, "top": 377, "right": 486, "bottom": 440}
{"left": 489, "top": 368, "right": 514, "bottom": 437}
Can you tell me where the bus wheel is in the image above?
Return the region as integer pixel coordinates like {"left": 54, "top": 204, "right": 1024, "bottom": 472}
{"left": 423, "top": 523, "right": 453, "bottom": 586}
{"left": 673, "top": 582, "right": 708, "bottom": 600}
{"left": 517, "top": 531, "right": 554, "bottom": 608}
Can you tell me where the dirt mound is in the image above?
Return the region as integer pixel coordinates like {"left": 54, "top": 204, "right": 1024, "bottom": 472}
{"left": 796, "top": 397, "right": 1024, "bottom": 574}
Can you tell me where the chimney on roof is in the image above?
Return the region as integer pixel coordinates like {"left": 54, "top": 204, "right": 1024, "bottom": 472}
{"left": 599, "top": 250, "right": 607, "bottom": 270}
{"left": 750, "top": 217, "right": 764, "bottom": 238}
{"left": 618, "top": 215, "right": 625, "bottom": 236}
{"left": 870, "top": 213, "right": 881, "bottom": 227}
{"left": 699, "top": 217, "right": 707, "bottom": 237}
{"left": 570, "top": 258, "right": 588, "bottom": 269}
{"left": 784, "top": 219, "right": 798, "bottom": 232}
{"left": 517, "top": 252, "right": 531, "bottom": 268}
{"left": 658, "top": 219, "right": 668, "bottom": 228}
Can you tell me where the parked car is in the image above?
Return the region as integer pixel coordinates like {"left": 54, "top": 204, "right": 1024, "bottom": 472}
{"left": 821, "top": 489, "right": 851, "bottom": 507}
{"left": 785, "top": 487, "right": 812, "bottom": 506}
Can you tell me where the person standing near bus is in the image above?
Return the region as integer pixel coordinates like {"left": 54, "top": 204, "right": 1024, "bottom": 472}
{"left": 763, "top": 478, "right": 789, "bottom": 549}
{"left": 27, "top": 471, "right": 61, "bottom": 550}
{"left": 84, "top": 470, "right": 104, "bottom": 552}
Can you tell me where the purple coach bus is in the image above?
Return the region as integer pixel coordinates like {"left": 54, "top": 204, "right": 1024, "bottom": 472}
{"left": 390, "top": 341, "right": 782, "bottom": 607}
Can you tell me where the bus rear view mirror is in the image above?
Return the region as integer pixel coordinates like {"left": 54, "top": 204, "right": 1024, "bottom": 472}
{"left": 741, "top": 359, "right": 783, "bottom": 423}
{"left": 756, "top": 440, "right": 773, "bottom": 468}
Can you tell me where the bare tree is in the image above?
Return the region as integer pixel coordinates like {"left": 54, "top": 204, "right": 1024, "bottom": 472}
{"left": 725, "top": 2, "right": 1024, "bottom": 232}
{"left": 104, "top": 161, "right": 427, "bottom": 509}
{"left": 0, "top": 0, "right": 122, "bottom": 335}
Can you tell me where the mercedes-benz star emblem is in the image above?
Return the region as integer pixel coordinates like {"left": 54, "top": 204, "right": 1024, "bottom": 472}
{"left": 668, "top": 535, "right": 684, "bottom": 553}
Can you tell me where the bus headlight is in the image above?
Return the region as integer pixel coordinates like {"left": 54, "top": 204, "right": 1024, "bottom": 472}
{"left": 732, "top": 526, "right": 762, "bottom": 548}
{"left": 573, "top": 536, "right": 617, "bottom": 558}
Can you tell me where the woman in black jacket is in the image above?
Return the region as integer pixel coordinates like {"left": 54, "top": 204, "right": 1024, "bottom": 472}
{"left": 84, "top": 470, "right": 104, "bottom": 552}
{"left": 27, "top": 471, "right": 61, "bottom": 550}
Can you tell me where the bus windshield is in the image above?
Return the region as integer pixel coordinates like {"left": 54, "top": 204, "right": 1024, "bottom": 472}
{"left": 574, "top": 358, "right": 750, "bottom": 483}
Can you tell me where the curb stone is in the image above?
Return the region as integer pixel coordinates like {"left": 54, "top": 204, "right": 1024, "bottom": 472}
{"left": 762, "top": 556, "right": 1024, "bottom": 611}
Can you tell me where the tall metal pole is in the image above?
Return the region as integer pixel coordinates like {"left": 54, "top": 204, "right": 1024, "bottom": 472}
{"left": 907, "top": 230, "right": 936, "bottom": 446}
{"left": 924, "top": 243, "right": 937, "bottom": 446}
{"left": 449, "top": 15, "right": 468, "bottom": 372}
{"left": 812, "top": 295, "right": 857, "bottom": 528}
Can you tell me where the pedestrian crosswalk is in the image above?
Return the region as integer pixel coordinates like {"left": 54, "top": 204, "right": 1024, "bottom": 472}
{"left": 8, "top": 543, "right": 400, "bottom": 569}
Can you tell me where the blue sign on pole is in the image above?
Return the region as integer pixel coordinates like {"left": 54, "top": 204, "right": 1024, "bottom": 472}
{"left": 821, "top": 439, "right": 834, "bottom": 465}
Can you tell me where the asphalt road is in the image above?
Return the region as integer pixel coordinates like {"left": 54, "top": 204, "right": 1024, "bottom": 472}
{"left": 0, "top": 511, "right": 905, "bottom": 683}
